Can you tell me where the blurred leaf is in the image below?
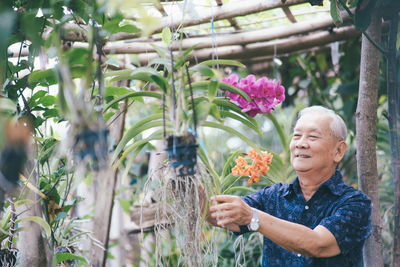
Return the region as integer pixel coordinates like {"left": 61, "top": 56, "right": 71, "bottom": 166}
{"left": 330, "top": 0, "right": 343, "bottom": 26}
{"left": 16, "top": 216, "right": 51, "bottom": 238}
{"left": 117, "top": 198, "right": 131, "bottom": 214}
{"left": 208, "top": 80, "right": 219, "bottom": 100}
{"left": 202, "top": 121, "right": 259, "bottom": 149}
{"left": 210, "top": 104, "right": 222, "bottom": 122}
{"left": 103, "top": 91, "right": 162, "bottom": 112}
{"left": 54, "top": 252, "right": 89, "bottom": 265}
{"left": 220, "top": 110, "right": 261, "bottom": 135}
{"left": 28, "top": 69, "right": 57, "bottom": 87}
{"left": 190, "top": 64, "right": 215, "bottom": 77}
{"left": 161, "top": 27, "right": 172, "bottom": 46}
{"left": 199, "top": 59, "right": 245, "bottom": 68}
{"left": 105, "top": 86, "right": 132, "bottom": 97}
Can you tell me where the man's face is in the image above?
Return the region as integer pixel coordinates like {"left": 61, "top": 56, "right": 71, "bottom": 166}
{"left": 289, "top": 112, "right": 341, "bottom": 176}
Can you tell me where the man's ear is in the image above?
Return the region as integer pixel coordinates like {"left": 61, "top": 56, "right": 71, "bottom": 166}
{"left": 334, "top": 141, "right": 347, "bottom": 164}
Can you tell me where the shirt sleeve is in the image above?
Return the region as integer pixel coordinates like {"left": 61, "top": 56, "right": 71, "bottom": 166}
{"left": 319, "top": 193, "right": 372, "bottom": 255}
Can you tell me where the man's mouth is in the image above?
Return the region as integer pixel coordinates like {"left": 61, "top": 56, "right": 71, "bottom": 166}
{"left": 295, "top": 154, "right": 311, "bottom": 158}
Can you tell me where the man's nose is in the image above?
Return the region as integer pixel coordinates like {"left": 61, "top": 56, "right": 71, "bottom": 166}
{"left": 295, "top": 137, "right": 308, "bottom": 149}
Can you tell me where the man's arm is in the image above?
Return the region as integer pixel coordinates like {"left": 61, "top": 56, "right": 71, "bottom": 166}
{"left": 208, "top": 195, "right": 340, "bottom": 258}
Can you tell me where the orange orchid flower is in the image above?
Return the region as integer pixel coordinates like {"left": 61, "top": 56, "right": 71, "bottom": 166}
{"left": 231, "top": 148, "right": 273, "bottom": 185}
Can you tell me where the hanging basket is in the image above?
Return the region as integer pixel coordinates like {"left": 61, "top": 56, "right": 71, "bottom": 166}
{"left": 165, "top": 134, "right": 198, "bottom": 177}
{"left": 73, "top": 128, "right": 109, "bottom": 170}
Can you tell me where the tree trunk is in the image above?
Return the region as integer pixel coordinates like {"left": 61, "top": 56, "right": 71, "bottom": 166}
{"left": 89, "top": 101, "right": 127, "bottom": 267}
{"left": 17, "top": 191, "right": 50, "bottom": 267}
{"left": 386, "top": 9, "right": 400, "bottom": 267}
{"left": 355, "top": 10, "right": 383, "bottom": 267}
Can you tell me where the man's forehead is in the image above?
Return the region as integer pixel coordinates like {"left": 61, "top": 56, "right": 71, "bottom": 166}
{"left": 294, "top": 113, "right": 332, "bottom": 131}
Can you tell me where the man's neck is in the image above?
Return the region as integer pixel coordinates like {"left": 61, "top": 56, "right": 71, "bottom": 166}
{"left": 297, "top": 169, "right": 335, "bottom": 202}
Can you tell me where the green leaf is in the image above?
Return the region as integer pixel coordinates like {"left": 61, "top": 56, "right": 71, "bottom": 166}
{"left": 330, "top": 0, "right": 343, "bottom": 26}
{"left": 222, "top": 150, "right": 241, "bottom": 179}
{"left": 150, "top": 74, "right": 167, "bottom": 93}
{"left": 16, "top": 216, "right": 51, "bottom": 238}
{"left": 190, "top": 81, "right": 250, "bottom": 102}
{"left": 28, "top": 69, "right": 57, "bottom": 87}
{"left": 202, "top": 121, "right": 259, "bottom": 149}
{"left": 112, "top": 115, "right": 165, "bottom": 162}
{"left": 212, "top": 98, "right": 259, "bottom": 127}
{"left": 210, "top": 104, "right": 222, "bottom": 122}
{"left": 117, "top": 198, "right": 132, "bottom": 214}
{"left": 54, "top": 252, "right": 89, "bottom": 265}
{"left": 106, "top": 67, "right": 162, "bottom": 83}
{"left": 40, "top": 95, "right": 56, "bottom": 106}
{"left": 147, "top": 58, "right": 171, "bottom": 68}
{"left": 199, "top": 59, "right": 245, "bottom": 68}
{"left": 103, "top": 91, "right": 162, "bottom": 112}
{"left": 174, "top": 45, "right": 198, "bottom": 70}
{"left": 52, "top": 212, "right": 68, "bottom": 222}
{"left": 161, "top": 27, "right": 172, "bottom": 46}
{"left": 192, "top": 101, "right": 212, "bottom": 127}
{"left": 105, "top": 86, "right": 132, "bottom": 98}
{"left": 208, "top": 80, "right": 219, "bottom": 100}
{"left": 190, "top": 64, "right": 215, "bottom": 77}
{"left": 224, "top": 186, "right": 256, "bottom": 195}
{"left": 220, "top": 110, "right": 262, "bottom": 135}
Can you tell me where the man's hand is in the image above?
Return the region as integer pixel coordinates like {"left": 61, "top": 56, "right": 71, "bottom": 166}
{"left": 207, "top": 195, "right": 253, "bottom": 232}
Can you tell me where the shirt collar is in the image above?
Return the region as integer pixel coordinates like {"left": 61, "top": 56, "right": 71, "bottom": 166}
{"left": 282, "top": 169, "right": 346, "bottom": 198}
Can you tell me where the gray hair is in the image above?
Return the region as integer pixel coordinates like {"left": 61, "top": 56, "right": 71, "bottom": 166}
{"left": 298, "top": 106, "right": 347, "bottom": 141}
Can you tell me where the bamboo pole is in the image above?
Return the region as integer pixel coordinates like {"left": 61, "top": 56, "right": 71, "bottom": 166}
{"left": 135, "top": 25, "right": 359, "bottom": 65}
{"left": 59, "top": 0, "right": 307, "bottom": 42}
{"left": 99, "top": 11, "right": 351, "bottom": 54}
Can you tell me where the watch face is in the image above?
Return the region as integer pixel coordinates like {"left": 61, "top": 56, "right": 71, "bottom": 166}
{"left": 250, "top": 221, "right": 259, "bottom": 231}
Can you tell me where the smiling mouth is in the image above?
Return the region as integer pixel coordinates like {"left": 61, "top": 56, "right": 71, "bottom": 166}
{"left": 295, "top": 154, "right": 311, "bottom": 158}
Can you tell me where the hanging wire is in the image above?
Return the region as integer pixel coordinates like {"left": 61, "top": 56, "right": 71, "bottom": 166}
{"left": 169, "top": 48, "right": 178, "bottom": 152}
{"left": 185, "top": 64, "right": 197, "bottom": 136}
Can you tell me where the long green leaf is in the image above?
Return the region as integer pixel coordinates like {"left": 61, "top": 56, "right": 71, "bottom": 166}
{"left": 197, "top": 145, "right": 220, "bottom": 187}
{"left": 220, "top": 110, "right": 262, "bottom": 135}
{"left": 190, "top": 81, "right": 250, "bottom": 102}
{"left": 265, "top": 113, "right": 287, "bottom": 152}
{"left": 212, "top": 98, "right": 259, "bottom": 127}
{"left": 16, "top": 216, "right": 51, "bottom": 238}
{"left": 199, "top": 59, "right": 245, "bottom": 68}
{"left": 330, "top": 0, "right": 343, "bottom": 26}
{"left": 221, "top": 150, "right": 241, "bottom": 179}
{"left": 113, "top": 118, "right": 166, "bottom": 162}
{"left": 107, "top": 67, "right": 163, "bottom": 84}
{"left": 222, "top": 174, "right": 246, "bottom": 194}
{"left": 201, "top": 121, "right": 259, "bottom": 149}
{"left": 174, "top": 45, "right": 198, "bottom": 70}
{"left": 103, "top": 91, "right": 162, "bottom": 112}
{"left": 224, "top": 186, "right": 255, "bottom": 195}
{"left": 115, "top": 130, "right": 165, "bottom": 168}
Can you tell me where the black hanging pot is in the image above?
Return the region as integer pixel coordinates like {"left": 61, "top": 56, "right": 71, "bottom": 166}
{"left": 73, "top": 127, "right": 109, "bottom": 170}
{"left": 165, "top": 134, "right": 198, "bottom": 177}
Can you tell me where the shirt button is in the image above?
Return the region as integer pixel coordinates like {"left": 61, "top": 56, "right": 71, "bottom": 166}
{"left": 297, "top": 253, "right": 301, "bottom": 257}
{"left": 305, "top": 205, "right": 309, "bottom": 210}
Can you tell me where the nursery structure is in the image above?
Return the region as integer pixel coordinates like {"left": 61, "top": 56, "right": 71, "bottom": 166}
{"left": 0, "top": 0, "right": 399, "bottom": 266}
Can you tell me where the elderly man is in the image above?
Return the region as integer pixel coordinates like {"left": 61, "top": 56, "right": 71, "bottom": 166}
{"left": 207, "top": 106, "right": 371, "bottom": 266}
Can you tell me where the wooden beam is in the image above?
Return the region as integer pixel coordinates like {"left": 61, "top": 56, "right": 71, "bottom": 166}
{"left": 61, "top": 0, "right": 307, "bottom": 42}
{"left": 135, "top": 25, "right": 360, "bottom": 65}
{"left": 100, "top": 11, "right": 351, "bottom": 54}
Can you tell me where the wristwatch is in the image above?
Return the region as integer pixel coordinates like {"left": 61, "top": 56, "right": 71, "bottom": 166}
{"left": 247, "top": 208, "right": 259, "bottom": 232}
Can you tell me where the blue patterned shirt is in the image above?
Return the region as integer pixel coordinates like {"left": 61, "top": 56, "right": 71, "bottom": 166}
{"left": 238, "top": 170, "right": 372, "bottom": 267}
